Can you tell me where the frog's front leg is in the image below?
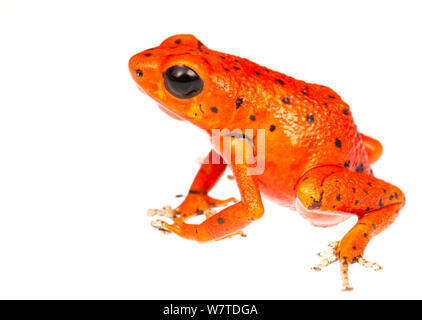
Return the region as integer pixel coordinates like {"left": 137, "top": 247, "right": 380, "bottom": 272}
{"left": 153, "top": 136, "right": 264, "bottom": 242}
{"left": 296, "top": 165, "right": 405, "bottom": 291}
{"left": 176, "top": 150, "right": 237, "bottom": 220}
{"left": 148, "top": 150, "right": 237, "bottom": 222}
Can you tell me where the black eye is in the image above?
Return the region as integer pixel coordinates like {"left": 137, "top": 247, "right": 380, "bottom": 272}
{"left": 163, "top": 65, "right": 203, "bottom": 99}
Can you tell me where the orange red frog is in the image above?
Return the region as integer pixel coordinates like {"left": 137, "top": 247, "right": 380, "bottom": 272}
{"left": 129, "top": 34, "right": 405, "bottom": 291}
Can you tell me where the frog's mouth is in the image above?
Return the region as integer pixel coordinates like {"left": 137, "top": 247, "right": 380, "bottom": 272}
{"left": 157, "top": 103, "right": 185, "bottom": 121}
{"left": 136, "top": 85, "right": 193, "bottom": 121}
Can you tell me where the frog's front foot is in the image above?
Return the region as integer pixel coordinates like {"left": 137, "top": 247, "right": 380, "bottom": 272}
{"left": 150, "top": 207, "right": 247, "bottom": 240}
{"left": 312, "top": 241, "right": 382, "bottom": 291}
{"left": 147, "top": 205, "right": 178, "bottom": 219}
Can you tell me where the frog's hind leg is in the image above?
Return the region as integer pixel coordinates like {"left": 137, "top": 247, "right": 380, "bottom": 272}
{"left": 296, "top": 165, "right": 405, "bottom": 291}
{"left": 360, "top": 133, "right": 383, "bottom": 164}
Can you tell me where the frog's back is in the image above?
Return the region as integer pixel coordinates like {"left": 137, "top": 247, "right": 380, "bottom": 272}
{"left": 221, "top": 56, "right": 370, "bottom": 207}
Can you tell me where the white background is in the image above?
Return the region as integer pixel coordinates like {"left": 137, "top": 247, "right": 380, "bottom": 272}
{"left": 0, "top": 0, "right": 421, "bottom": 299}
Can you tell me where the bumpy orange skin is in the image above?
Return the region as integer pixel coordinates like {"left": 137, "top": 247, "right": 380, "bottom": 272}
{"left": 129, "top": 35, "right": 371, "bottom": 208}
{"left": 129, "top": 35, "right": 405, "bottom": 275}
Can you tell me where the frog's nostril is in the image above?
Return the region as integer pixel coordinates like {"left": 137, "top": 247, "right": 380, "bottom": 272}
{"left": 136, "top": 69, "right": 143, "bottom": 78}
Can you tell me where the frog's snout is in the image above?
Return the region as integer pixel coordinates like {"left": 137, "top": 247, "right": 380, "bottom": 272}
{"left": 128, "top": 53, "right": 144, "bottom": 83}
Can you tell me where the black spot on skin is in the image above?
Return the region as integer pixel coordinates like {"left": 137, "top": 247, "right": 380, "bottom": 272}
{"left": 335, "top": 139, "right": 342, "bottom": 148}
{"left": 363, "top": 190, "right": 369, "bottom": 195}
{"left": 224, "top": 67, "right": 229, "bottom": 72}
{"left": 324, "top": 102, "right": 329, "bottom": 106}
{"left": 364, "top": 233, "right": 368, "bottom": 238}
{"left": 189, "top": 189, "right": 205, "bottom": 195}
{"left": 144, "top": 53, "right": 152, "bottom": 57}
{"left": 383, "top": 188, "right": 387, "bottom": 194}
{"left": 217, "top": 217, "right": 225, "bottom": 224}
{"left": 344, "top": 160, "right": 350, "bottom": 168}
{"left": 355, "top": 200, "right": 359, "bottom": 205}
{"left": 367, "top": 182, "right": 372, "bottom": 186}
{"left": 264, "top": 68, "right": 270, "bottom": 72}
{"left": 352, "top": 188, "right": 356, "bottom": 193}
{"left": 394, "top": 192, "right": 398, "bottom": 199}
{"left": 308, "top": 191, "right": 324, "bottom": 210}
{"left": 210, "top": 107, "right": 218, "bottom": 113}
{"left": 372, "top": 224, "right": 376, "bottom": 230}
{"left": 269, "top": 125, "right": 276, "bottom": 131}
{"left": 306, "top": 115, "right": 315, "bottom": 123}
{"left": 223, "top": 132, "right": 252, "bottom": 143}
{"left": 301, "top": 90, "right": 308, "bottom": 95}
{"left": 219, "top": 56, "right": 225, "bottom": 59}
{"left": 353, "top": 246, "right": 357, "bottom": 250}
{"left": 233, "top": 66, "right": 240, "bottom": 70}
{"left": 174, "top": 39, "right": 181, "bottom": 44}
{"left": 234, "top": 59, "right": 240, "bottom": 63}
{"left": 135, "top": 69, "right": 143, "bottom": 77}
{"left": 236, "top": 98, "right": 243, "bottom": 109}
{"left": 254, "top": 70, "right": 260, "bottom": 75}
{"left": 302, "top": 176, "right": 309, "bottom": 181}
{"left": 370, "top": 169, "right": 374, "bottom": 176}
{"left": 275, "top": 79, "right": 285, "bottom": 85}
{"left": 355, "top": 163, "right": 364, "bottom": 173}
{"left": 167, "top": 54, "right": 173, "bottom": 57}
{"left": 196, "top": 209, "right": 204, "bottom": 215}
{"left": 356, "top": 133, "right": 360, "bottom": 140}
{"left": 282, "top": 97, "right": 291, "bottom": 104}
{"left": 389, "top": 195, "right": 394, "bottom": 200}
{"left": 366, "top": 207, "right": 370, "bottom": 212}
{"left": 336, "top": 194, "right": 341, "bottom": 201}
{"left": 343, "top": 108, "right": 349, "bottom": 115}
{"left": 379, "top": 198, "right": 384, "bottom": 207}
{"left": 250, "top": 115, "right": 256, "bottom": 121}
{"left": 197, "top": 40, "right": 204, "bottom": 51}
{"left": 328, "top": 95, "right": 336, "bottom": 99}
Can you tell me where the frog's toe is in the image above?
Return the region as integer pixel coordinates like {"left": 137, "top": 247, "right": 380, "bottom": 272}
{"left": 147, "top": 205, "right": 178, "bottom": 219}
{"left": 356, "top": 256, "right": 382, "bottom": 271}
{"left": 312, "top": 241, "right": 339, "bottom": 271}
{"left": 150, "top": 219, "right": 173, "bottom": 235}
{"left": 339, "top": 256, "right": 382, "bottom": 291}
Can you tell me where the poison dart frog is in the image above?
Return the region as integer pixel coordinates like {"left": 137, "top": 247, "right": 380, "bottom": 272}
{"left": 129, "top": 34, "right": 405, "bottom": 291}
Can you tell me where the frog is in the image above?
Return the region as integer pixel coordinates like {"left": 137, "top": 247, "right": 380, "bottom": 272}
{"left": 128, "top": 34, "right": 405, "bottom": 291}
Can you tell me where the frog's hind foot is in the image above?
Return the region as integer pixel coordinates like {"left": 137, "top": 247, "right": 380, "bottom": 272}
{"left": 312, "top": 241, "right": 384, "bottom": 291}
{"left": 339, "top": 257, "right": 381, "bottom": 291}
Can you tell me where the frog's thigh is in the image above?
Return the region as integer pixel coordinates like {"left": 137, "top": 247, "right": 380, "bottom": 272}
{"left": 296, "top": 165, "right": 405, "bottom": 261}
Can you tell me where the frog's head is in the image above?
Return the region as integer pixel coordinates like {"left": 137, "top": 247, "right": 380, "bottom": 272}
{"left": 129, "top": 34, "right": 244, "bottom": 131}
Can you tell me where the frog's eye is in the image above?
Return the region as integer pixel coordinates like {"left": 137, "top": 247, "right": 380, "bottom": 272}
{"left": 163, "top": 65, "right": 203, "bottom": 99}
